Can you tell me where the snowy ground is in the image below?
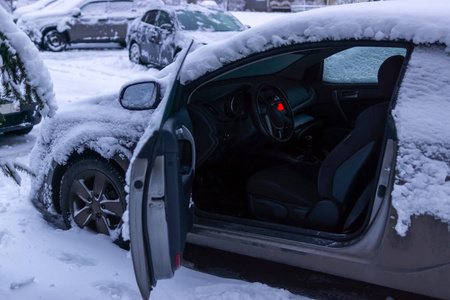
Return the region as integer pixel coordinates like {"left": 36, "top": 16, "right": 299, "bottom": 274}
{"left": 0, "top": 12, "right": 307, "bottom": 300}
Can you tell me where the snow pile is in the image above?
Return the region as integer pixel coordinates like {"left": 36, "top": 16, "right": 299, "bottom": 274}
{"left": 392, "top": 45, "right": 450, "bottom": 236}
{"left": 175, "top": 0, "right": 450, "bottom": 84}
{"left": 0, "top": 6, "right": 57, "bottom": 118}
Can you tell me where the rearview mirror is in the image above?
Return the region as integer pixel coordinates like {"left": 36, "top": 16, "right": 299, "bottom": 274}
{"left": 119, "top": 81, "right": 161, "bottom": 110}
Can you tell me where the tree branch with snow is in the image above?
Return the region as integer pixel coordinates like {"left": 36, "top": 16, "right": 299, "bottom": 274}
{"left": 0, "top": 6, "right": 57, "bottom": 185}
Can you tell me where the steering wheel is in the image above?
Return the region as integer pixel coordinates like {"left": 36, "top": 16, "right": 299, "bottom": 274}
{"left": 252, "top": 84, "right": 294, "bottom": 143}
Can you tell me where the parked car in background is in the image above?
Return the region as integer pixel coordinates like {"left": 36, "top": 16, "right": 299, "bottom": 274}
{"left": 0, "top": 96, "right": 42, "bottom": 135}
{"left": 17, "top": 0, "right": 144, "bottom": 51}
{"left": 31, "top": 1, "right": 450, "bottom": 299}
{"left": 126, "top": 4, "right": 246, "bottom": 68}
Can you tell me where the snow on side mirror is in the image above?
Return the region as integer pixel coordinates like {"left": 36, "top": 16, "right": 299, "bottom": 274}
{"left": 119, "top": 81, "right": 161, "bottom": 110}
{"left": 72, "top": 8, "right": 81, "bottom": 18}
{"left": 160, "top": 23, "right": 174, "bottom": 33}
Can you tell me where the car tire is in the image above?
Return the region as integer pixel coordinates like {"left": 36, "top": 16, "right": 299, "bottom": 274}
{"left": 59, "top": 156, "right": 127, "bottom": 246}
{"left": 43, "top": 29, "right": 68, "bottom": 52}
{"left": 129, "top": 42, "right": 142, "bottom": 64}
{"left": 4, "top": 126, "right": 33, "bottom": 135}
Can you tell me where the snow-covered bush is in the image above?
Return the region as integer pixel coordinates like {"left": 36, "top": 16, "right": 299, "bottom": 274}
{"left": 0, "top": 6, "right": 56, "bottom": 183}
{"left": 0, "top": 7, "right": 56, "bottom": 119}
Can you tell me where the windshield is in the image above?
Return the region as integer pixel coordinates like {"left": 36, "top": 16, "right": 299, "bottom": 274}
{"left": 176, "top": 10, "right": 243, "bottom": 32}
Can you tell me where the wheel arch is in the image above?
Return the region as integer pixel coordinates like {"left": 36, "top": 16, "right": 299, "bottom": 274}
{"left": 41, "top": 26, "right": 71, "bottom": 47}
{"left": 51, "top": 149, "right": 130, "bottom": 214}
{"left": 128, "top": 39, "right": 138, "bottom": 48}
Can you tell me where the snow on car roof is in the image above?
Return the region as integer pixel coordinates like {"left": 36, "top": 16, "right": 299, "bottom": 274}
{"left": 172, "top": 0, "right": 450, "bottom": 85}
{"left": 0, "top": 7, "right": 56, "bottom": 118}
{"left": 18, "top": 0, "right": 93, "bottom": 19}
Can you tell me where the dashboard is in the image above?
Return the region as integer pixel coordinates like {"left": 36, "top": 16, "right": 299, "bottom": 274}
{"left": 187, "top": 77, "right": 316, "bottom": 167}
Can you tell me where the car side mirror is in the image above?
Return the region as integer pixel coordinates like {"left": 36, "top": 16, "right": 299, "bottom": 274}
{"left": 72, "top": 8, "right": 81, "bottom": 18}
{"left": 119, "top": 81, "right": 161, "bottom": 110}
{"left": 160, "top": 23, "right": 174, "bottom": 33}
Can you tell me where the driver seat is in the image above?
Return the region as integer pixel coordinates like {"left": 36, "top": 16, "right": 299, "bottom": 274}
{"left": 246, "top": 55, "right": 404, "bottom": 232}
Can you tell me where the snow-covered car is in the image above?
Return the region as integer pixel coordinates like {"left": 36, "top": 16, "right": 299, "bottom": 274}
{"left": 12, "top": 0, "right": 58, "bottom": 22}
{"left": 126, "top": 4, "right": 246, "bottom": 68}
{"left": 17, "top": 0, "right": 143, "bottom": 51}
{"left": 31, "top": 1, "right": 450, "bottom": 299}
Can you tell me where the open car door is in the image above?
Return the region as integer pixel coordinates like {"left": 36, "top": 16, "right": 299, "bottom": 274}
{"left": 126, "top": 43, "right": 195, "bottom": 300}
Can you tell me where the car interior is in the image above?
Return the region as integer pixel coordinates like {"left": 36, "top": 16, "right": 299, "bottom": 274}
{"left": 185, "top": 43, "right": 409, "bottom": 238}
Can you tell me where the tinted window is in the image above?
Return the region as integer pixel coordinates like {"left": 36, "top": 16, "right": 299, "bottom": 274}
{"left": 323, "top": 47, "right": 407, "bottom": 84}
{"left": 106, "top": 1, "right": 133, "bottom": 13}
{"left": 176, "top": 10, "right": 243, "bottom": 31}
{"left": 81, "top": 2, "right": 106, "bottom": 16}
{"left": 156, "top": 11, "right": 172, "bottom": 27}
{"left": 143, "top": 10, "right": 158, "bottom": 25}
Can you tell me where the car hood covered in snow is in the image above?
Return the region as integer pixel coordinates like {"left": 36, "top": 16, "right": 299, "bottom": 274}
{"left": 29, "top": 91, "right": 155, "bottom": 208}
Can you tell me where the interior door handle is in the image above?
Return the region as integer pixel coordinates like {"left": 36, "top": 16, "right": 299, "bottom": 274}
{"left": 332, "top": 90, "right": 350, "bottom": 125}
{"left": 176, "top": 126, "right": 196, "bottom": 171}
{"left": 342, "top": 91, "right": 359, "bottom": 99}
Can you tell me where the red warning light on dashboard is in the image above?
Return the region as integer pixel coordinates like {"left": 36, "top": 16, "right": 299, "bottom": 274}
{"left": 277, "top": 103, "right": 285, "bottom": 111}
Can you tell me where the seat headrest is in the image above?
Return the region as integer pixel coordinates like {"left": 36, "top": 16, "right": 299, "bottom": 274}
{"left": 377, "top": 55, "right": 405, "bottom": 96}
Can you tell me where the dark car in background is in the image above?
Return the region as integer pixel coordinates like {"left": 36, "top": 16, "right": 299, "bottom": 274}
{"left": 0, "top": 97, "right": 41, "bottom": 135}
{"left": 126, "top": 4, "right": 246, "bottom": 68}
{"left": 17, "top": 0, "right": 143, "bottom": 51}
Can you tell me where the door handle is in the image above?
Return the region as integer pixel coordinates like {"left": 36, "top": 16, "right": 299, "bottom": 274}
{"left": 176, "top": 126, "right": 196, "bottom": 171}
{"left": 342, "top": 91, "right": 359, "bottom": 99}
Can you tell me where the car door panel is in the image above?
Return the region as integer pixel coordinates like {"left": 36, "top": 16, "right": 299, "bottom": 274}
{"left": 139, "top": 23, "right": 160, "bottom": 64}
{"left": 302, "top": 83, "right": 387, "bottom": 131}
{"left": 70, "top": 18, "right": 104, "bottom": 42}
{"left": 129, "top": 43, "right": 195, "bottom": 299}
{"left": 105, "top": 2, "right": 135, "bottom": 43}
{"left": 69, "top": 2, "right": 107, "bottom": 42}
{"left": 129, "top": 110, "right": 195, "bottom": 299}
